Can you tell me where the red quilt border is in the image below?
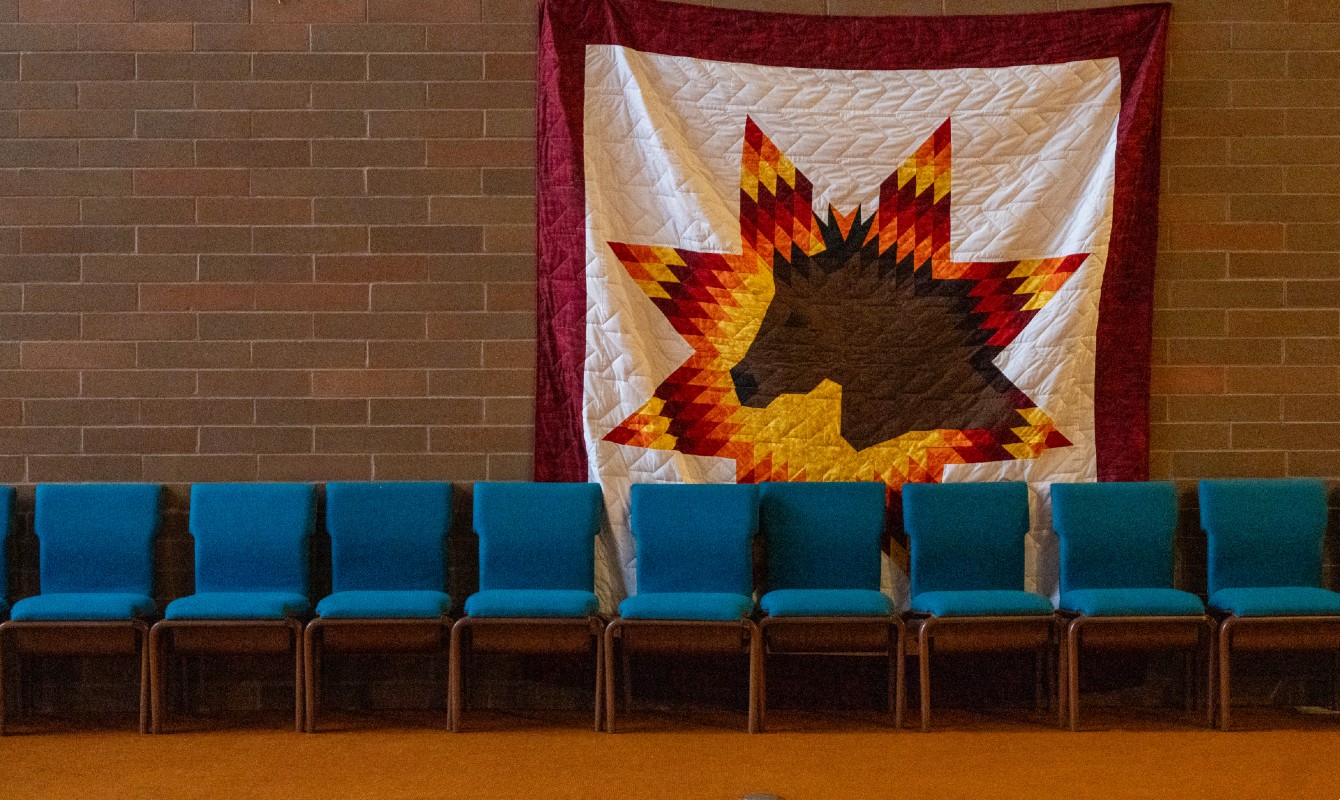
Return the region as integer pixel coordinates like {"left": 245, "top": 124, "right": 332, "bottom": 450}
{"left": 536, "top": 0, "right": 1169, "bottom": 484}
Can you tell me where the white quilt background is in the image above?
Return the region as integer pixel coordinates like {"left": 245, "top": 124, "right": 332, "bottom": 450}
{"left": 581, "top": 45, "right": 1121, "bottom": 610}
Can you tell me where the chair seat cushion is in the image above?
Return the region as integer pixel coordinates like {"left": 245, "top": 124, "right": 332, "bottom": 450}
{"left": 911, "top": 590, "right": 1052, "bottom": 618}
{"left": 465, "top": 589, "right": 598, "bottom": 618}
{"left": 10, "top": 592, "right": 155, "bottom": 621}
{"left": 618, "top": 592, "right": 754, "bottom": 621}
{"left": 1209, "top": 586, "right": 1340, "bottom": 617}
{"left": 1060, "top": 588, "right": 1205, "bottom": 617}
{"left": 316, "top": 590, "right": 451, "bottom": 619}
{"left": 760, "top": 589, "right": 893, "bottom": 618}
{"left": 165, "top": 592, "right": 310, "bottom": 621}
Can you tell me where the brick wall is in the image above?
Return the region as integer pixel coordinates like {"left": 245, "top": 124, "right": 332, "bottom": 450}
{"left": 2, "top": 0, "right": 1339, "bottom": 711}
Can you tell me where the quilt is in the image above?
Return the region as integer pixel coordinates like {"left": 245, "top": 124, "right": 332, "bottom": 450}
{"left": 536, "top": 0, "right": 1169, "bottom": 604}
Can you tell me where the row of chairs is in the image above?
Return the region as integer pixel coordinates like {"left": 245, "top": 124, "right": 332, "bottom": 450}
{"left": 0, "top": 478, "right": 1337, "bottom": 734}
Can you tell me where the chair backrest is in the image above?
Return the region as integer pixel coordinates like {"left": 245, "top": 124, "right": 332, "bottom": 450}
{"left": 1052, "top": 481, "right": 1178, "bottom": 595}
{"left": 473, "top": 482, "right": 602, "bottom": 591}
{"left": 326, "top": 481, "right": 452, "bottom": 593}
{"left": 1199, "top": 478, "right": 1328, "bottom": 595}
{"left": 759, "top": 481, "right": 885, "bottom": 592}
{"left": 630, "top": 483, "right": 757, "bottom": 596}
{"left": 0, "top": 486, "right": 15, "bottom": 602}
{"left": 903, "top": 481, "right": 1030, "bottom": 597}
{"left": 189, "top": 483, "right": 314, "bottom": 595}
{"left": 35, "top": 483, "right": 161, "bottom": 595}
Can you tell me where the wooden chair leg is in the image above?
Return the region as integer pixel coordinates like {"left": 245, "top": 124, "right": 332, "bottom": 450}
{"left": 303, "top": 622, "right": 319, "bottom": 734}
{"left": 1218, "top": 620, "right": 1232, "bottom": 730}
{"left": 620, "top": 631, "right": 633, "bottom": 712}
{"left": 894, "top": 621, "right": 906, "bottom": 729}
{"left": 291, "top": 620, "right": 304, "bottom": 733}
{"left": 1067, "top": 620, "right": 1081, "bottom": 732}
{"left": 918, "top": 624, "right": 932, "bottom": 732}
{"left": 149, "top": 623, "right": 166, "bottom": 734}
{"left": 448, "top": 620, "right": 465, "bottom": 732}
{"left": 0, "top": 626, "right": 9, "bottom": 736}
{"left": 748, "top": 622, "right": 761, "bottom": 734}
{"left": 592, "top": 623, "right": 604, "bottom": 732}
{"left": 137, "top": 622, "right": 150, "bottom": 735}
{"left": 603, "top": 621, "right": 619, "bottom": 734}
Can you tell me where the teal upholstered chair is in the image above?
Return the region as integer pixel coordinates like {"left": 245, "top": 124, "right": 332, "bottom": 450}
{"left": 1200, "top": 478, "right": 1340, "bottom": 729}
{"left": 756, "top": 481, "right": 900, "bottom": 730}
{"left": 902, "top": 481, "right": 1057, "bottom": 731}
{"left": 0, "top": 486, "right": 12, "bottom": 619}
{"left": 1053, "top": 481, "right": 1212, "bottom": 730}
{"left": 305, "top": 481, "right": 453, "bottom": 732}
{"left": 0, "top": 484, "right": 161, "bottom": 734}
{"left": 606, "top": 483, "right": 760, "bottom": 733}
{"left": 150, "top": 483, "right": 315, "bottom": 733}
{"left": 450, "top": 482, "right": 604, "bottom": 731}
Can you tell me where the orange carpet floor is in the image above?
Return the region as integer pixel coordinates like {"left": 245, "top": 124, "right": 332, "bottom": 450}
{"left": 4, "top": 708, "right": 1338, "bottom": 799}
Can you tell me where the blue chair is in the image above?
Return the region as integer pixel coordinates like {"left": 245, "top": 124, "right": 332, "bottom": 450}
{"left": 605, "top": 483, "right": 759, "bottom": 733}
{"left": 0, "top": 484, "right": 161, "bottom": 734}
{"left": 1200, "top": 478, "right": 1340, "bottom": 729}
{"left": 150, "top": 483, "right": 314, "bottom": 733}
{"left": 450, "top": 482, "right": 604, "bottom": 731}
{"left": 1053, "top": 481, "right": 1212, "bottom": 730}
{"left": 305, "top": 481, "right": 453, "bottom": 733}
{"left": 0, "top": 486, "right": 11, "bottom": 619}
{"left": 902, "top": 481, "right": 1057, "bottom": 731}
{"left": 756, "top": 481, "right": 900, "bottom": 730}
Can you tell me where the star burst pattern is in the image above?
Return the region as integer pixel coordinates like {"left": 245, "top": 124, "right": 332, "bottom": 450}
{"left": 603, "top": 118, "right": 1087, "bottom": 487}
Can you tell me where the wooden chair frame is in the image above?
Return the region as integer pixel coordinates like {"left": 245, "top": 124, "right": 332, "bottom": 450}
{"left": 1216, "top": 614, "right": 1340, "bottom": 730}
{"left": 448, "top": 615, "right": 605, "bottom": 732}
{"left": 756, "top": 615, "right": 904, "bottom": 731}
{"left": 0, "top": 619, "right": 151, "bottom": 734}
{"left": 604, "top": 617, "right": 760, "bottom": 733}
{"left": 1059, "top": 613, "right": 1215, "bottom": 731}
{"left": 304, "top": 616, "right": 452, "bottom": 733}
{"left": 149, "top": 618, "right": 304, "bottom": 733}
{"left": 905, "top": 614, "right": 1059, "bottom": 732}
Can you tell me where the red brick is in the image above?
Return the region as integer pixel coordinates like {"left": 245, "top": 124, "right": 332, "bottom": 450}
{"left": 82, "top": 196, "right": 192, "bottom": 225}
{"left": 138, "top": 226, "right": 252, "bottom": 253}
{"left": 366, "top": 168, "right": 475, "bottom": 195}
{"left": 253, "top": 0, "right": 366, "bottom": 22}
{"left": 1227, "top": 309, "right": 1340, "bottom": 336}
{"left": 19, "top": 0, "right": 132, "bottom": 21}
{"left": 134, "top": 168, "right": 250, "bottom": 195}
{"left": 198, "top": 197, "right": 312, "bottom": 225}
{"left": 428, "top": 254, "right": 531, "bottom": 282}
{"left": 82, "top": 254, "right": 196, "bottom": 281}
{"left": 369, "top": 397, "right": 479, "bottom": 425}
{"left": 0, "top": 137, "right": 78, "bottom": 170}
{"left": 253, "top": 53, "right": 367, "bottom": 81}
{"left": 200, "top": 426, "right": 312, "bottom": 454}
{"left": 484, "top": 53, "right": 533, "bottom": 81}
{"left": 0, "top": 370, "right": 80, "bottom": 397}
{"left": 258, "top": 453, "right": 370, "bottom": 481}
{"left": 313, "top": 82, "right": 426, "bottom": 110}
{"left": 315, "top": 254, "right": 429, "bottom": 282}
{"left": 430, "top": 195, "right": 533, "bottom": 224}
{"left": 0, "top": 197, "right": 79, "bottom": 225}
{"left": 256, "top": 398, "right": 367, "bottom": 425}
{"left": 370, "top": 225, "right": 481, "bottom": 253}
{"left": 485, "top": 283, "right": 532, "bottom": 312}
{"left": 251, "top": 110, "right": 367, "bottom": 138}
{"left": 253, "top": 340, "right": 366, "bottom": 368}
{"left": 486, "top": 107, "right": 534, "bottom": 138}
{"left": 142, "top": 454, "right": 257, "bottom": 482}
{"left": 253, "top": 226, "right": 368, "bottom": 255}
{"left": 482, "top": 339, "right": 534, "bottom": 372}
{"left": 19, "top": 109, "right": 134, "bottom": 137}
{"left": 1150, "top": 366, "right": 1226, "bottom": 395}
{"left": 312, "top": 140, "right": 424, "bottom": 167}
{"left": 198, "top": 370, "right": 310, "bottom": 398}
{"left": 21, "top": 52, "right": 134, "bottom": 80}
{"left": 312, "top": 369, "right": 426, "bottom": 397}
{"left": 137, "top": 110, "right": 250, "bottom": 139}
{"left": 372, "top": 283, "right": 484, "bottom": 311}
{"left": 316, "top": 425, "right": 426, "bottom": 453}
{"left": 0, "top": 83, "right": 78, "bottom": 110}
{"left": 429, "top": 424, "right": 531, "bottom": 453}
{"left": 312, "top": 23, "right": 426, "bottom": 52}
{"left": 368, "top": 110, "right": 481, "bottom": 138}
{"left": 255, "top": 282, "right": 368, "bottom": 310}
{"left": 1168, "top": 451, "right": 1288, "bottom": 479}
{"left": 21, "top": 226, "right": 134, "bottom": 253}
{"left": 76, "top": 23, "right": 193, "bottom": 50}
{"left": 199, "top": 254, "right": 313, "bottom": 282}
{"left": 426, "top": 368, "right": 531, "bottom": 397}
{"left": 22, "top": 341, "right": 135, "bottom": 369}
{"left": 367, "top": 340, "right": 479, "bottom": 368}
{"left": 373, "top": 453, "right": 485, "bottom": 480}
{"left": 195, "top": 82, "right": 313, "bottom": 110}
{"left": 82, "top": 312, "right": 196, "bottom": 340}
{"left": 250, "top": 168, "right": 366, "bottom": 196}
{"left": 140, "top": 398, "right": 253, "bottom": 425}
{"left": 368, "top": 0, "right": 478, "bottom": 22}
{"left": 425, "top": 138, "right": 532, "bottom": 167}
{"left": 135, "top": 0, "right": 249, "bottom": 21}
{"left": 85, "top": 426, "right": 197, "bottom": 454}
{"left": 428, "top": 81, "right": 533, "bottom": 109}
{"left": 0, "top": 24, "right": 78, "bottom": 50}
{"left": 196, "top": 140, "right": 312, "bottom": 168}
{"left": 79, "top": 139, "right": 194, "bottom": 167}
{"left": 1225, "top": 366, "right": 1340, "bottom": 394}
{"left": 483, "top": 396, "right": 531, "bottom": 424}
{"left": 200, "top": 312, "right": 312, "bottom": 340}
{"left": 139, "top": 283, "right": 255, "bottom": 311}
{"left": 81, "top": 369, "right": 195, "bottom": 397}
{"left": 24, "top": 398, "right": 139, "bottom": 425}
{"left": 370, "top": 53, "right": 480, "bottom": 80}
{"left": 137, "top": 341, "right": 251, "bottom": 368}
{"left": 481, "top": 168, "right": 532, "bottom": 195}
{"left": 29, "top": 455, "right": 143, "bottom": 482}
{"left": 194, "top": 24, "right": 310, "bottom": 51}
{"left": 314, "top": 197, "right": 427, "bottom": 224}
{"left": 485, "top": 453, "right": 529, "bottom": 480}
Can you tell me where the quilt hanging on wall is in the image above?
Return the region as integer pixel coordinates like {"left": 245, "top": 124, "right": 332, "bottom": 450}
{"left": 536, "top": 0, "right": 1169, "bottom": 601}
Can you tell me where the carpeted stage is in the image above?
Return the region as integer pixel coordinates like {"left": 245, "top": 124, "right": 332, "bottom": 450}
{"left": 3, "top": 709, "right": 1336, "bottom": 799}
